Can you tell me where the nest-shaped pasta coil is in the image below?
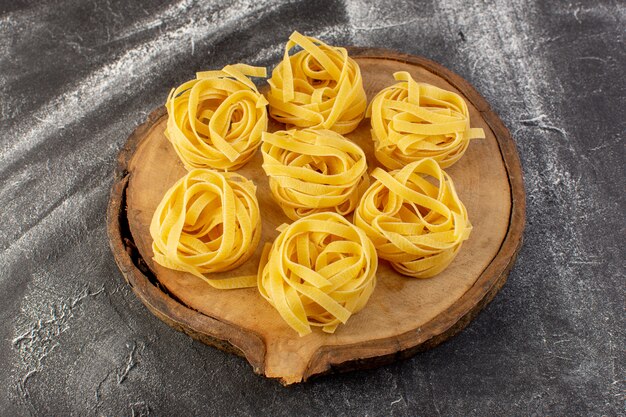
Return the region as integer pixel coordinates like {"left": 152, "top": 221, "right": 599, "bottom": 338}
{"left": 261, "top": 128, "right": 369, "bottom": 221}
{"left": 266, "top": 31, "right": 367, "bottom": 134}
{"left": 368, "top": 71, "right": 485, "bottom": 169}
{"left": 166, "top": 64, "right": 268, "bottom": 171}
{"left": 258, "top": 212, "right": 377, "bottom": 336}
{"left": 150, "top": 169, "right": 261, "bottom": 289}
{"left": 354, "top": 159, "right": 471, "bottom": 278}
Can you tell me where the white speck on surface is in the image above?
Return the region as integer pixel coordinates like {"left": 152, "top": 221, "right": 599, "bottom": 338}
{"left": 117, "top": 341, "right": 144, "bottom": 385}
{"left": 12, "top": 286, "right": 104, "bottom": 402}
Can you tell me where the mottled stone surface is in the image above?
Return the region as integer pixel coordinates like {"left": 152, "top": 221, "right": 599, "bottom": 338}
{"left": 1, "top": 1, "right": 624, "bottom": 415}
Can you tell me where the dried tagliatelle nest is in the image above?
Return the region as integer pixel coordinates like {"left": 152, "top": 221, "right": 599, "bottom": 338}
{"left": 261, "top": 128, "right": 369, "bottom": 220}
{"left": 266, "top": 31, "right": 367, "bottom": 134}
{"left": 354, "top": 158, "right": 472, "bottom": 278}
{"left": 150, "top": 169, "right": 261, "bottom": 289}
{"left": 258, "top": 212, "right": 378, "bottom": 336}
{"left": 368, "top": 71, "right": 485, "bottom": 169}
{"left": 165, "top": 64, "right": 268, "bottom": 171}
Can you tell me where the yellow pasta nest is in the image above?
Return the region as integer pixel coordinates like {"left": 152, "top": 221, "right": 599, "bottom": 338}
{"left": 368, "top": 71, "right": 485, "bottom": 169}
{"left": 165, "top": 64, "right": 268, "bottom": 171}
{"left": 150, "top": 169, "right": 261, "bottom": 289}
{"left": 266, "top": 31, "right": 367, "bottom": 134}
{"left": 258, "top": 212, "right": 377, "bottom": 336}
{"left": 354, "top": 159, "right": 471, "bottom": 278}
{"left": 261, "top": 128, "right": 369, "bottom": 220}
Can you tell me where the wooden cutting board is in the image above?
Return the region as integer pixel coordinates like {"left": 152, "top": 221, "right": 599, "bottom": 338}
{"left": 107, "top": 48, "right": 525, "bottom": 385}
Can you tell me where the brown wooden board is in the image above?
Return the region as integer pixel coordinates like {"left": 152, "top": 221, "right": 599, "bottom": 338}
{"left": 107, "top": 48, "right": 525, "bottom": 385}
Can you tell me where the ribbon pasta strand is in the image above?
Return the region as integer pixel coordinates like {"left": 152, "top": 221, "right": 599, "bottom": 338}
{"left": 258, "top": 212, "right": 378, "bottom": 336}
{"left": 261, "top": 128, "right": 369, "bottom": 220}
{"left": 266, "top": 31, "right": 367, "bottom": 134}
{"left": 354, "top": 159, "right": 471, "bottom": 278}
{"left": 150, "top": 169, "right": 261, "bottom": 289}
{"left": 368, "top": 71, "right": 485, "bottom": 169}
{"left": 166, "top": 64, "right": 268, "bottom": 171}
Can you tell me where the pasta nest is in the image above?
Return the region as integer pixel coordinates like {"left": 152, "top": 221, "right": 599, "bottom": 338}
{"left": 165, "top": 64, "right": 268, "bottom": 171}
{"left": 266, "top": 31, "right": 367, "bottom": 134}
{"left": 258, "top": 212, "right": 378, "bottom": 336}
{"left": 368, "top": 71, "right": 485, "bottom": 170}
{"left": 354, "top": 159, "right": 471, "bottom": 278}
{"left": 150, "top": 169, "right": 261, "bottom": 289}
{"left": 261, "top": 128, "right": 369, "bottom": 221}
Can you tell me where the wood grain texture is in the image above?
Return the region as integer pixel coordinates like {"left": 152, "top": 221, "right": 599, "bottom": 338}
{"left": 107, "top": 48, "right": 525, "bottom": 384}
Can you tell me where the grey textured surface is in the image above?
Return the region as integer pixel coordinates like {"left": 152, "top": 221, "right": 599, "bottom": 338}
{"left": 1, "top": 0, "right": 624, "bottom": 415}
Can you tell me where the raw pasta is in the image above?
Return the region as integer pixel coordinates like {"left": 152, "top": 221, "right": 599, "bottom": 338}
{"left": 261, "top": 128, "right": 369, "bottom": 220}
{"left": 258, "top": 212, "right": 377, "bottom": 336}
{"left": 368, "top": 71, "right": 484, "bottom": 169}
{"left": 166, "top": 64, "right": 268, "bottom": 171}
{"left": 354, "top": 159, "right": 471, "bottom": 278}
{"left": 150, "top": 169, "right": 261, "bottom": 289}
{"left": 266, "top": 31, "right": 367, "bottom": 134}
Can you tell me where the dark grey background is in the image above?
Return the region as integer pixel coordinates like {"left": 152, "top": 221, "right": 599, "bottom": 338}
{"left": 1, "top": 0, "right": 624, "bottom": 415}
